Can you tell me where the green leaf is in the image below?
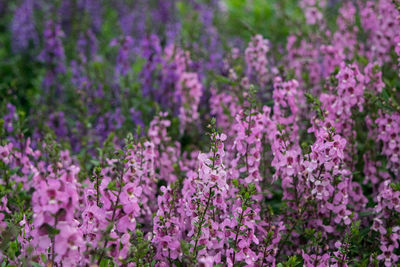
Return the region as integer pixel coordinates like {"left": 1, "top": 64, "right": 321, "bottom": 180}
{"left": 107, "top": 180, "right": 117, "bottom": 191}
{"left": 180, "top": 240, "right": 190, "bottom": 255}
{"left": 43, "top": 223, "right": 60, "bottom": 236}
{"left": 40, "top": 253, "right": 47, "bottom": 263}
{"left": 99, "top": 259, "right": 110, "bottom": 267}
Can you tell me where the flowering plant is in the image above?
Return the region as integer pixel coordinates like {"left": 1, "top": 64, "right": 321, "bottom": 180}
{"left": 1, "top": 0, "right": 400, "bottom": 266}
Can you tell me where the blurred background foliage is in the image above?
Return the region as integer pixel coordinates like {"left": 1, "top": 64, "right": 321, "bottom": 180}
{"left": 0, "top": 0, "right": 312, "bottom": 112}
{"left": 0, "top": 0, "right": 345, "bottom": 151}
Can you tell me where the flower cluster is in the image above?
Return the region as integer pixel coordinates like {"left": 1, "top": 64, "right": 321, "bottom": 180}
{"left": 38, "top": 20, "right": 66, "bottom": 91}
{"left": 31, "top": 153, "right": 83, "bottom": 266}
{"left": 245, "top": 34, "right": 274, "bottom": 86}
{"left": 176, "top": 72, "right": 203, "bottom": 134}
{"left": 376, "top": 112, "right": 400, "bottom": 175}
{"left": 11, "top": 0, "right": 38, "bottom": 52}
{"left": 372, "top": 181, "right": 400, "bottom": 266}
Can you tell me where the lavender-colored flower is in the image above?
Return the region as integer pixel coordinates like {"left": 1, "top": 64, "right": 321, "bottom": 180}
{"left": 140, "top": 34, "right": 162, "bottom": 98}
{"left": 110, "top": 36, "right": 134, "bottom": 78}
{"left": 130, "top": 107, "right": 144, "bottom": 129}
{"left": 77, "top": 29, "right": 98, "bottom": 62}
{"left": 47, "top": 112, "right": 68, "bottom": 138}
{"left": 11, "top": 0, "right": 38, "bottom": 52}
{"left": 38, "top": 20, "right": 66, "bottom": 90}
{"left": 3, "top": 104, "right": 18, "bottom": 133}
{"left": 78, "top": 0, "right": 102, "bottom": 33}
{"left": 117, "top": 1, "right": 146, "bottom": 38}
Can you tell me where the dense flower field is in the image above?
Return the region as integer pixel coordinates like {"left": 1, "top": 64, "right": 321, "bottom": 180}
{"left": 1, "top": 0, "right": 400, "bottom": 266}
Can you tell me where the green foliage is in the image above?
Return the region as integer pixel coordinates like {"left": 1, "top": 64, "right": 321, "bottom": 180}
{"left": 222, "top": 0, "right": 303, "bottom": 45}
{"left": 277, "top": 255, "right": 303, "bottom": 267}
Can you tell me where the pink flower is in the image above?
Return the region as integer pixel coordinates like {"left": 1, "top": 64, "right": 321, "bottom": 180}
{"left": 311, "top": 179, "right": 330, "bottom": 200}
{"left": 120, "top": 183, "right": 141, "bottom": 214}
{"left": 372, "top": 218, "right": 387, "bottom": 235}
{"left": 377, "top": 245, "right": 398, "bottom": 267}
{"left": 54, "top": 222, "right": 84, "bottom": 266}
{"left": 198, "top": 256, "right": 215, "bottom": 267}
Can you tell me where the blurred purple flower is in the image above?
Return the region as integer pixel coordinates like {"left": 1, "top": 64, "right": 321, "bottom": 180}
{"left": 38, "top": 20, "right": 66, "bottom": 90}
{"left": 111, "top": 36, "right": 134, "bottom": 78}
{"left": 78, "top": 0, "right": 102, "bottom": 33}
{"left": 11, "top": 0, "right": 38, "bottom": 52}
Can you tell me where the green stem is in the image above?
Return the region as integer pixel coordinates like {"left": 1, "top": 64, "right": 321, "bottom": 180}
{"left": 97, "top": 177, "right": 123, "bottom": 264}
{"left": 232, "top": 198, "right": 249, "bottom": 265}
{"left": 193, "top": 187, "right": 214, "bottom": 259}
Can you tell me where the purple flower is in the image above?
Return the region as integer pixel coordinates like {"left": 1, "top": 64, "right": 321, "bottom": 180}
{"left": 39, "top": 20, "right": 66, "bottom": 90}
{"left": 11, "top": 0, "right": 38, "bottom": 52}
